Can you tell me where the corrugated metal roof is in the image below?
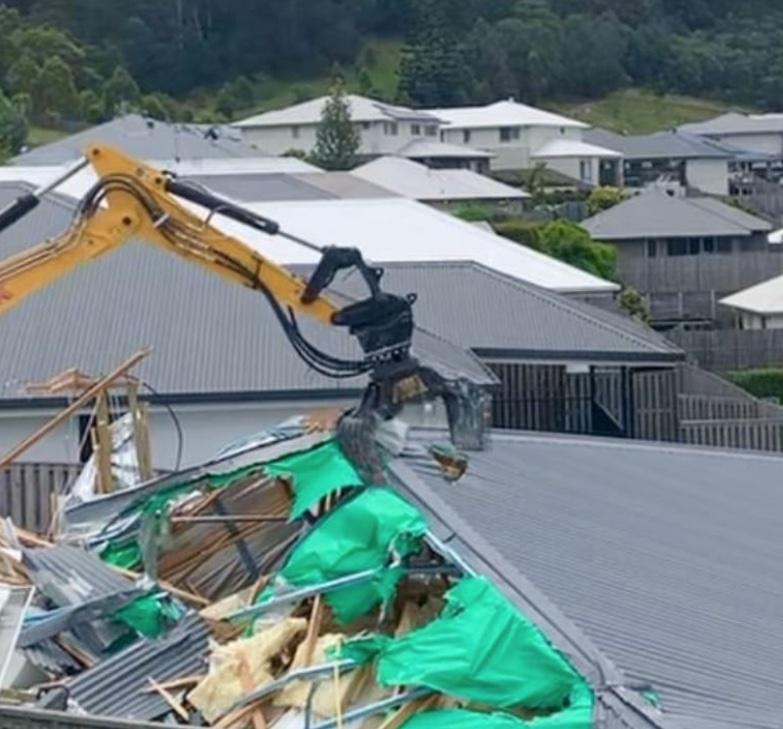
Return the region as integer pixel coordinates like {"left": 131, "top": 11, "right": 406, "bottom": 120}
{"left": 352, "top": 157, "right": 528, "bottom": 201}
{"left": 220, "top": 198, "right": 617, "bottom": 293}
{"left": 397, "top": 430, "right": 783, "bottom": 729}
{"left": 719, "top": 272, "right": 783, "bottom": 315}
{"left": 323, "top": 261, "right": 682, "bottom": 363}
{"left": 12, "top": 115, "right": 265, "bottom": 166}
{"left": 235, "top": 95, "right": 440, "bottom": 128}
{"left": 0, "top": 184, "right": 492, "bottom": 404}
{"left": 23, "top": 545, "right": 132, "bottom": 605}
{"left": 583, "top": 189, "right": 772, "bottom": 240}
{"left": 67, "top": 614, "right": 210, "bottom": 720}
{"left": 680, "top": 112, "right": 783, "bottom": 137}
{"left": 431, "top": 100, "right": 587, "bottom": 130}
{"left": 397, "top": 138, "right": 494, "bottom": 159}
{"left": 585, "top": 129, "right": 736, "bottom": 160}
{"left": 291, "top": 172, "right": 398, "bottom": 199}
{"left": 179, "top": 172, "right": 335, "bottom": 202}
{"left": 532, "top": 139, "right": 622, "bottom": 159}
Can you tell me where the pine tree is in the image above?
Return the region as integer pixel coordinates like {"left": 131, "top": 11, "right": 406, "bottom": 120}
{"left": 309, "top": 79, "right": 360, "bottom": 171}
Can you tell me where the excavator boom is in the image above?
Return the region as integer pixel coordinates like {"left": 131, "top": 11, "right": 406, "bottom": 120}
{"left": 0, "top": 145, "right": 487, "bottom": 479}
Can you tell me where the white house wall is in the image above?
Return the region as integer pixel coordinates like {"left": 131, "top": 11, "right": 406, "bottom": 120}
{"left": 240, "top": 120, "right": 438, "bottom": 158}
{"left": 441, "top": 125, "right": 585, "bottom": 172}
{"left": 537, "top": 155, "right": 599, "bottom": 185}
{"left": 741, "top": 312, "right": 783, "bottom": 330}
{"left": 0, "top": 398, "right": 449, "bottom": 471}
{"left": 686, "top": 158, "right": 730, "bottom": 196}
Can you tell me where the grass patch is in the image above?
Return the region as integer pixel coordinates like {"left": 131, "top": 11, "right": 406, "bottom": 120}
{"left": 547, "top": 88, "right": 746, "bottom": 134}
{"left": 227, "top": 38, "right": 404, "bottom": 119}
{"left": 27, "top": 125, "right": 69, "bottom": 147}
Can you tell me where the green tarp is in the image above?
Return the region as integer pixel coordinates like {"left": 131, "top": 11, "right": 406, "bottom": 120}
{"left": 114, "top": 593, "right": 184, "bottom": 638}
{"left": 263, "top": 440, "right": 365, "bottom": 519}
{"left": 401, "top": 710, "right": 527, "bottom": 729}
{"left": 265, "top": 487, "right": 427, "bottom": 623}
{"left": 339, "top": 577, "right": 588, "bottom": 711}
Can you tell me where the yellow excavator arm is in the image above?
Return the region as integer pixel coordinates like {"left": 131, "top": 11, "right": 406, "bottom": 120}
{"left": 0, "top": 145, "right": 336, "bottom": 322}
{"left": 0, "top": 144, "right": 486, "bottom": 480}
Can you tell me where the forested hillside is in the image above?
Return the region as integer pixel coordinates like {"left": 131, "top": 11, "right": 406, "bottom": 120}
{"left": 1, "top": 0, "right": 783, "bottom": 153}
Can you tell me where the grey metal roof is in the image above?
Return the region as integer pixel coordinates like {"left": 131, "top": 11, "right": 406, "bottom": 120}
{"left": 0, "top": 183, "right": 493, "bottom": 405}
{"left": 583, "top": 189, "right": 772, "bottom": 240}
{"left": 320, "top": 261, "right": 683, "bottom": 363}
{"left": 679, "top": 112, "right": 783, "bottom": 137}
{"left": 291, "top": 172, "right": 398, "bottom": 199}
{"left": 180, "top": 172, "right": 336, "bottom": 202}
{"left": 396, "top": 429, "right": 783, "bottom": 729}
{"left": 12, "top": 115, "right": 264, "bottom": 166}
{"left": 23, "top": 545, "right": 133, "bottom": 605}
{"left": 67, "top": 614, "right": 210, "bottom": 721}
{"left": 585, "top": 128, "right": 734, "bottom": 160}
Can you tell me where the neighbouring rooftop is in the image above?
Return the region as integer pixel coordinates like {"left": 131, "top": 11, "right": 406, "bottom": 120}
{"left": 720, "top": 273, "right": 783, "bottom": 315}
{"left": 234, "top": 94, "right": 442, "bottom": 128}
{"left": 582, "top": 189, "right": 772, "bottom": 241}
{"left": 352, "top": 156, "right": 528, "bottom": 202}
{"left": 396, "top": 429, "right": 783, "bottom": 729}
{"left": 431, "top": 99, "right": 588, "bottom": 130}
{"left": 11, "top": 115, "right": 266, "bottom": 166}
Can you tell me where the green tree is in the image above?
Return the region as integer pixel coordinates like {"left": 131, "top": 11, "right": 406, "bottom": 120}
{"left": 535, "top": 220, "right": 616, "bottom": 280}
{"left": 587, "top": 186, "right": 628, "bottom": 216}
{"left": 0, "top": 91, "right": 29, "bottom": 159}
{"left": 102, "top": 65, "right": 140, "bottom": 116}
{"left": 32, "top": 55, "right": 79, "bottom": 118}
{"left": 309, "top": 79, "right": 360, "bottom": 171}
{"left": 5, "top": 53, "right": 39, "bottom": 95}
{"left": 78, "top": 88, "right": 104, "bottom": 123}
{"left": 357, "top": 67, "right": 373, "bottom": 95}
{"left": 618, "top": 287, "right": 650, "bottom": 323}
{"left": 139, "top": 94, "right": 169, "bottom": 120}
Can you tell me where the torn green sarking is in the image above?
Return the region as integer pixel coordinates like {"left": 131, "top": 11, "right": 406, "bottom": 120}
{"left": 263, "top": 440, "right": 365, "bottom": 519}
{"left": 340, "top": 576, "right": 590, "bottom": 711}
{"left": 266, "top": 487, "right": 427, "bottom": 623}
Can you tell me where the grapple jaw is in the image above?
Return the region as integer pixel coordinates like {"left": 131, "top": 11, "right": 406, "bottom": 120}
{"left": 335, "top": 359, "right": 489, "bottom": 484}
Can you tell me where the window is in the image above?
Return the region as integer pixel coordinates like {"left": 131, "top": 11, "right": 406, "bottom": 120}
{"left": 463, "top": 129, "right": 471, "bottom": 144}
{"left": 717, "top": 238, "right": 733, "bottom": 253}
{"left": 383, "top": 122, "right": 398, "bottom": 136}
{"left": 688, "top": 237, "right": 700, "bottom": 255}
{"left": 666, "top": 238, "right": 688, "bottom": 256}
{"left": 362, "top": 121, "right": 371, "bottom": 130}
{"left": 646, "top": 239, "right": 657, "bottom": 258}
{"left": 291, "top": 125, "right": 300, "bottom": 139}
{"left": 579, "top": 159, "right": 591, "bottom": 182}
{"left": 703, "top": 237, "right": 716, "bottom": 254}
{"left": 425, "top": 125, "right": 438, "bottom": 137}
{"left": 499, "top": 126, "right": 520, "bottom": 143}
{"left": 559, "top": 126, "right": 566, "bottom": 135}
{"left": 411, "top": 124, "right": 421, "bottom": 136}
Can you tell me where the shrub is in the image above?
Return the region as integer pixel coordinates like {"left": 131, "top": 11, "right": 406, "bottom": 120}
{"left": 727, "top": 369, "right": 783, "bottom": 402}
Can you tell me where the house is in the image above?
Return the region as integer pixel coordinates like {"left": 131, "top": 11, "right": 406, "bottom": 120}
{"left": 11, "top": 114, "right": 266, "bottom": 165}
{"left": 394, "top": 138, "right": 494, "bottom": 173}
{"left": 679, "top": 112, "right": 783, "bottom": 157}
{"left": 333, "top": 260, "right": 684, "bottom": 440}
{"left": 0, "top": 182, "right": 494, "bottom": 470}
{"left": 394, "top": 428, "right": 783, "bottom": 729}
{"left": 352, "top": 156, "right": 528, "bottom": 210}
{"left": 582, "top": 188, "right": 774, "bottom": 323}
{"left": 720, "top": 273, "right": 783, "bottom": 329}
{"left": 586, "top": 128, "right": 741, "bottom": 195}
{"left": 433, "top": 99, "right": 623, "bottom": 184}
{"left": 233, "top": 94, "right": 446, "bottom": 159}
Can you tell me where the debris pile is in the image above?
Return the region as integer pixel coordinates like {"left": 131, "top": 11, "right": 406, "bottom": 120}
{"left": 0, "top": 427, "right": 593, "bottom": 728}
